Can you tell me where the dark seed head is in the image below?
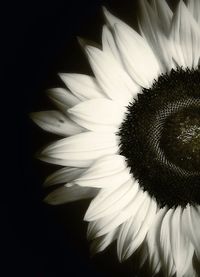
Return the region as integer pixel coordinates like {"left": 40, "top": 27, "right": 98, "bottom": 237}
{"left": 118, "top": 68, "right": 200, "bottom": 208}
{"left": 161, "top": 108, "right": 200, "bottom": 173}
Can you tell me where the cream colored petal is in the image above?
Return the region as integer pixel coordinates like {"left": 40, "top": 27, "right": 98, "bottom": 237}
{"left": 84, "top": 179, "right": 137, "bottom": 221}
{"left": 149, "top": 0, "right": 173, "bottom": 34}
{"left": 86, "top": 186, "right": 146, "bottom": 238}
{"left": 44, "top": 184, "right": 98, "bottom": 205}
{"left": 102, "top": 25, "right": 122, "bottom": 64}
{"left": 85, "top": 46, "right": 139, "bottom": 105}
{"left": 114, "top": 22, "right": 161, "bottom": 88}
{"left": 160, "top": 207, "right": 194, "bottom": 277}
{"left": 90, "top": 228, "right": 118, "bottom": 255}
{"left": 47, "top": 87, "right": 80, "bottom": 113}
{"left": 170, "top": 207, "right": 194, "bottom": 277}
{"left": 117, "top": 196, "right": 157, "bottom": 261}
{"left": 87, "top": 212, "right": 121, "bottom": 240}
{"left": 170, "top": 1, "right": 200, "bottom": 69}
{"left": 96, "top": 187, "right": 146, "bottom": 236}
{"left": 39, "top": 132, "right": 118, "bottom": 167}
{"left": 183, "top": 205, "right": 200, "bottom": 261}
{"left": 183, "top": 254, "right": 199, "bottom": 277}
{"left": 146, "top": 207, "right": 167, "bottom": 276}
{"left": 138, "top": 243, "right": 149, "bottom": 270}
{"left": 68, "top": 98, "right": 126, "bottom": 132}
{"left": 31, "top": 110, "right": 84, "bottom": 136}
{"left": 103, "top": 6, "right": 167, "bottom": 84}
{"left": 44, "top": 167, "right": 86, "bottom": 187}
{"left": 138, "top": 0, "right": 173, "bottom": 71}
{"left": 186, "top": 0, "right": 200, "bottom": 26}
{"left": 59, "top": 73, "right": 104, "bottom": 100}
{"left": 76, "top": 167, "right": 130, "bottom": 189}
{"left": 160, "top": 209, "right": 176, "bottom": 277}
{"left": 73, "top": 154, "right": 130, "bottom": 188}
{"left": 103, "top": 6, "right": 125, "bottom": 28}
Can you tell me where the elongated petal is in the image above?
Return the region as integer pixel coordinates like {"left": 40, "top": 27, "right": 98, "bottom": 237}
{"left": 73, "top": 155, "right": 131, "bottom": 188}
{"left": 86, "top": 188, "right": 146, "bottom": 238}
{"left": 146, "top": 208, "right": 167, "bottom": 276}
{"left": 39, "top": 132, "right": 118, "bottom": 167}
{"left": 183, "top": 254, "right": 199, "bottom": 277}
{"left": 186, "top": 0, "right": 200, "bottom": 26}
{"left": 103, "top": 7, "right": 125, "bottom": 28}
{"left": 84, "top": 179, "right": 137, "bottom": 221}
{"left": 44, "top": 167, "right": 85, "bottom": 187}
{"left": 160, "top": 209, "right": 176, "bottom": 277}
{"left": 103, "top": 6, "right": 166, "bottom": 83}
{"left": 47, "top": 87, "right": 80, "bottom": 112}
{"left": 138, "top": 0, "right": 173, "bottom": 71}
{"left": 68, "top": 98, "right": 125, "bottom": 132}
{"left": 114, "top": 22, "right": 161, "bottom": 88}
{"left": 85, "top": 46, "right": 139, "bottom": 105}
{"left": 44, "top": 184, "right": 98, "bottom": 205}
{"left": 59, "top": 73, "right": 104, "bottom": 100}
{"left": 138, "top": 243, "right": 148, "bottom": 269}
{"left": 102, "top": 25, "right": 122, "bottom": 64}
{"left": 149, "top": 0, "right": 173, "bottom": 34}
{"left": 117, "top": 196, "right": 157, "bottom": 261}
{"left": 90, "top": 228, "right": 118, "bottom": 255}
{"left": 31, "top": 111, "right": 84, "bottom": 136}
{"left": 183, "top": 205, "right": 200, "bottom": 261}
{"left": 170, "top": 207, "right": 194, "bottom": 277}
{"left": 170, "top": 1, "right": 200, "bottom": 69}
{"left": 87, "top": 213, "right": 119, "bottom": 240}
{"left": 117, "top": 199, "right": 150, "bottom": 262}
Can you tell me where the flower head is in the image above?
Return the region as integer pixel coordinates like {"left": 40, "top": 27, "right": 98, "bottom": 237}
{"left": 31, "top": 0, "right": 200, "bottom": 276}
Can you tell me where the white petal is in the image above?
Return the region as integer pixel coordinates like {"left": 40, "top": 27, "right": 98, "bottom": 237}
{"left": 87, "top": 214, "right": 119, "bottom": 240}
{"left": 103, "top": 7, "right": 162, "bottom": 86}
{"left": 146, "top": 207, "right": 167, "bottom": 276}
{"left": 90, "top": 228, "right": 118, "bottom": 255}
{"left": 102, "top": 25, "right": 122, "bottom": 64}
{"left": 84, "top": 178, "right": 137, "bottom": 221}
{"left": 68, "top": 98, "right": 125, "bottom": 132}
{"left": 160, "top": 209, "right": 176, "bottom": 277}
{"left": 170, "top": 1, "right": 200, "bottom": 69}
{"left": 44, "top": 167, "right": 86, "bottom": 187}
{"left": 86, "top": 186, "right": 147, "bottom": 238}
{"left": 117, "top": 196, "right": 157, "bottom": 261}
{"left": 183, "top": 205, "right": 200, "bottom": 261}
{"left": 183, "top": 254, "right": 199, "bottom": 277}
{"left": 138, "top": 243, "right": 149, "bottom": 269}
{"left": 170, "top": 207, "right": 194, "bottom": 277}
{"left": 44, "top": 184, "right": 98, "bottom": 205}
{"left": 103, "top": 7, "right": 125, "bottom": 29}
{"left": 39, "top": 132, "right": 118, "bottom": 167}
{"left": 31, "top": 111, "right": 84, "bottom": 136}
{"left": 85, "top": 46, "right": 139, "bottom": 105}
{"left": 149, "top": 0, "right": 173, "bottom": 34}
{"left": 73, "top": 154, "right": 130, "bottom": 188}
{"left": 160, "top": 207, "right": 194, "bottom": 277}
{"left": 47, "top": 87, "right": 80, "bottom": 112}
{"left": 114, "top": 22, "right": 161, "bottom": 88}
{"left": 138, "top": 0, "right": 173, "bottom": 71}
{"left": 59, "top": 73, "right": 104, "bottom": 100}
{"left": 186, "top": 0, "right": 200, "bottom": 26}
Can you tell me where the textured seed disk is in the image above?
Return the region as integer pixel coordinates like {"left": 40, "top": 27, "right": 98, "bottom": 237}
{"left": 118, "top": 68, "right": 200, "bottom": 208}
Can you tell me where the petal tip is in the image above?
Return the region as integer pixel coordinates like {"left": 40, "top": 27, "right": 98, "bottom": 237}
{"left": 77, "top": 36, "right": 87, "bottom": 49}
{"left": 43, "top": 193, "right": 58, "bottom": 205}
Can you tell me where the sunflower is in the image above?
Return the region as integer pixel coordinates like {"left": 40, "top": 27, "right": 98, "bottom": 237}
{"left": 31, "top": 0, "right": 200, "bottom": 276}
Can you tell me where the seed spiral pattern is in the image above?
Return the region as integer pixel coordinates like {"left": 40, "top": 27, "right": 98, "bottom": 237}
{"left": 119, "top": 68, "right": 200, "bottom": 208}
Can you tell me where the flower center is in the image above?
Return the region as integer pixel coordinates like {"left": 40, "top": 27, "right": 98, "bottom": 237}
{"left": 161, "top": 108, "right": 200, "bottom": 173}
{"left": 118, "top": 68, "right": 200, "bottom": 208}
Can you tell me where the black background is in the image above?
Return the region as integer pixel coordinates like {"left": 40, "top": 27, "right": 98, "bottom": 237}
{"left": 3, "top": 1, "right": 177, "bottom": 277}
